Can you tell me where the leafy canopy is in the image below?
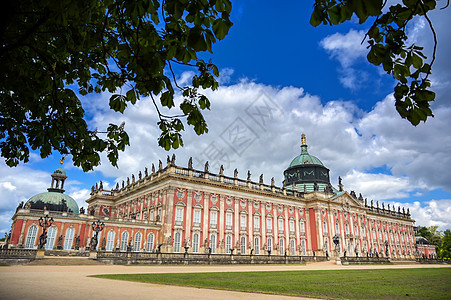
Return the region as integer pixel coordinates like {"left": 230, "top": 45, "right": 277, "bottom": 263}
{"left": 0, "top": 0, "right": 232, "bottom": 171}
{"left": 311, "top": 0, "right": 441, "bottom": 126}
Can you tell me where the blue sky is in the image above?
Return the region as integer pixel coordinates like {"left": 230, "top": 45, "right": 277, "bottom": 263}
{"left": 1, "top": 1, "right": 450, "bottom": 233}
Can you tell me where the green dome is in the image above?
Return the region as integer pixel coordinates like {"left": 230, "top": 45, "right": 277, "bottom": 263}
{"left": 26, "top": 192, "right": 79, "bottom": 213}
{"left": 289, "top": 153, "right": 324, "bottom": 167}
{"left": 53, "top": 167, "right": 66, "bottom": 176}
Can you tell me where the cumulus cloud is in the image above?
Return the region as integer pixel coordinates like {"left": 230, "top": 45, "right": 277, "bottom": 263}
{"left": 320, "top": 29, "right": 369, "bottom": 90}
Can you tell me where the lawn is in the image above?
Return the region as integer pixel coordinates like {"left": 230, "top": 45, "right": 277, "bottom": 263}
{"left": 93, "top": 268, "right": 451, "bottom": 299}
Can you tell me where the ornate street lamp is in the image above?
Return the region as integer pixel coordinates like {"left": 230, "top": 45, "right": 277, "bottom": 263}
{"left": 38, "top": 215, "right": 54, "bottom": 249}
{"left": 90, "top": 219, "right": 105, "bottom": 250}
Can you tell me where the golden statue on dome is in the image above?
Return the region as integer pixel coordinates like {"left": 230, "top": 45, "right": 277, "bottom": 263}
{"left": 301, "top": 133, "right": 307, "bottom": 145}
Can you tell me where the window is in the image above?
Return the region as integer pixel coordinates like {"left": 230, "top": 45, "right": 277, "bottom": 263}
{"left": 63, "top": 227, "right": 75, "bottom": 250}
{"left": 322, "top": 221, "right": 327, "bottom": 235}
{"left": 46, "top": 227, "right": 57, "bottom": 250}
{"left": 193, "top": 210, "right": 201, "bottom": 227}
{"left": 120, "top": 232, "right": 129, "bottom": 252}
{"left": 240, "top": 236, "right": 246, "bottom": 254}
{"left": 254, "top": 216, "right": 260, "bottom": 231}
{"left": 175, "top": 207, "right": 184, "bottom": 224}
{"left": 354, "top": 225, "right": 358, "bottom": 237}
{"left": 134, "top": 232, "right": 142, "bottom": 252}
{"left": 254, "top": 237, "right": 260, "bottom": 255}
{"left": 240, "top": 214, "right": 247, "bottom": 230}
{"left": 106, "top": 231, "right": 115, "bottom": 251}
{"left": 301, "top": 239, "right": 306, "bottom": 255}
{"left": 289, "top": 220, "right": 295, "bottom": 234}
{"left": 278, "top": 219, "right": 284, "bottom": 234}
{"left": 279, "top": 238, "right": 285, "bottom": 255}
{"left": 146, "top": 233, "right": 154, "bottom": 252}
{"left": 174, "top": 232, "right": 181, "bottom": 253}
{"left": 226, "top": 212, "right": 232, "bottom": 229}
{"left": 345, "top": 223, "right": 349, "bottom": 234}
{"left": 300, "top": 221, "right": 305, "bottom": 234}
{"left": 226, "top": 235, "right": 232, "bottom": 254}
{"left": 150, "top": 209, "right": 154, "bottom": 221}
{"left": 267, "top": 218, "right": 272, "bottom": 232}
{"left": 290, "top": 239, "right": 296, "bottom": 256}
{"left": 210, "top": 234, "right": 216, "bottom": 254}
{"left": 192, "top": 233, "right": 199, "bottom": 253}
{"left": 267, "top": 237, "right": 272, "bottom": 252}
{"left": 25, "top": 225, "right": 37, "bottom": 249}
{"left": 362, "top": 226, "right": 366, "bottom": 237}
{"left": 210, "top": 211, "right": 217, "bottom": 228}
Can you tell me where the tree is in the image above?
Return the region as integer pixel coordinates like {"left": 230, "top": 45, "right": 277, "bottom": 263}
{"left": 438, "top": 229, "right": 451, "bottom": 259}
{"left": 311, "top": 0, "right": 443, "bottom": 126}
{"left": 0, "top": 0, "right": 445, "bottom": 171}
{"left": 0, "top": 0, "right": 232, "bottom": 171}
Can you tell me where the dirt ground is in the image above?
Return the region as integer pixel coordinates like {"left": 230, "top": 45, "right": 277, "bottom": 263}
{"left": 1, "top": 260, "right": 449, "bottom": 300}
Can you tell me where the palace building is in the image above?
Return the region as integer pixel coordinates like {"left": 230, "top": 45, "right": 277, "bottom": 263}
{"left": 8, "top": 135, "right": 424, "bottom": 259}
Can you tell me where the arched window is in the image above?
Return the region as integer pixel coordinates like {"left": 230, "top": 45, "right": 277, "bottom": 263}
{"left": 134, "top": 232, "right": 142, "bottom": 252}
{"left": 210, "top": 234, "right": 216, "bottom": 254}
{"left": 25, "top": 225, "right": 38, "bottom": 249}
{"left": 146, "top": 233, "right": 154, "bottom": 252}
{"left": 254, "top": 237, "right": 260, "bottom": 255}
{"left": 300, "top": 221, "right": 305, "bottom": 234}
{"left": 120, "top": 231, "right": 129, "bottom": 252}
{"left": 301, "top": 239, "right": 306, "bottom": 256}
{"left": 278, "top": 218, "right": 284, "bottom": 234}
{"left": 279, "top": 238, "right": 284, "bottom": 255}
{"left": 335, "top": 222, "right": 339, "bottom": 235}
{"left": 226, "top": 235, "right": 232, "bottom": 254}
{"left": 290, "top": 239, "right": 296, "bottom": 256}
{"left": 106, "top": 231, "right": 115, "bottom": 251}
{"left": 174, "top": 232, "right": 181, "bottom": 253}
{"left": 63, "top": 227, "right": 75, "bottom": 250}
{"left": 323, "top": 221, "right": 327, "bottom": 235}
{"left": 345, "top": 223, "right": 349, "bottom": 234}
{"left": 192, "top": 233, "right": 199, "bottom": 253}
{"left": 46, "top": 227, "right": 57, "bottom": 250}
{"left": 240, "top": 236, "right": 246, "bottom": 255}
{"left": 267, "top": 237, "right": 272, "bottom": 252}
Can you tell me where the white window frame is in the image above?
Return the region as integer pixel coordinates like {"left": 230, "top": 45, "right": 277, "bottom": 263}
{"left": 267, "top": 218, "right": 272, "bottom": 233}
{"left": 174, "top": 232, "right": 181, "bottom": 253}
{"left": 120, "top": 231, "right": 129, "bottom": 252}
{"left": 193, "top": 209, "right": 201, "bottom": 227}
{"left": 106, "top": 230, "right": 115, "bottom": 251}
{"left": 25, "top": 225, "right": 37, "bottom": 249}
{"left": 134, "top": 232, "right": 142, "bottom": 252}
{"left": 278, "top": 218, "right": 284, "bottom": 234}
{"left": 254, "top": 237, "right": 260, "bottom": 255}
{"left": 210, "top": 234, "right": 216, "bottom": 254}
{"left": 279, "top": 238, "right": 284, "bottom": 255}
{"left": 175, "top": 207, "right": 184, "bottom": 225}
{"left": 240, "top": 214, "right": 247, "bottom": 230}
{"left": 210, "top": 211, "right": 217, "bottom": 228}
{"left": 254, "top": 216, "right": 260, "bottom": 231}
{"left": 226, "top": 212, "right": 232, "bottom": 228}
{"left": 192, "top": 233, "right": 199, "bottom": 253}
{"left": 63, "top": 227, "right": 75, "bottom": 250}
{"left": 46, "top": 227, "right": 57, "bottom": 250}
{"left": 240, "top": 236, "right": 246, "bottom": 255}
{"left": 146, "top": 233, "right": 154, "bottom": 252}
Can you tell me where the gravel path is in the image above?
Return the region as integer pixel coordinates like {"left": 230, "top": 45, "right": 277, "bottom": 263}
{"left": 1, "top": 261, "right": 449, "bottom": 300}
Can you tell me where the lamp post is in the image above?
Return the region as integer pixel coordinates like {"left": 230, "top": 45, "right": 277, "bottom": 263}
{"left": 90, "top": 220, "right": 104, "bottom": 250}
{"left": 38, "top": 215, "right": 54, "bottom": 249}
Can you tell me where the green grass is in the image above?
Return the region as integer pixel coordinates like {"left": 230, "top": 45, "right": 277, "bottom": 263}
{"left": 93, "top": 268, "right": 451, "bottom": 299}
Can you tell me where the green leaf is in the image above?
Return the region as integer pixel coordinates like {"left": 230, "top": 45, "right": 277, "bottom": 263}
{"left": 160, "top": 91, "right": 175, "bottom": 108}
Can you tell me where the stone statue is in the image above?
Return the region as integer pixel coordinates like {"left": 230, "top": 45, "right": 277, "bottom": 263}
{"left": 325, "top": 183, "right": 333, "bottom": 193}
{"left": 407, "top": 208, "right": 410, "bottom": 215}
{"left": 57, "top": 234, "right": 63, "bottom": 250}
{"left": 145, "top": 167, "right": 148, "bottom": 177}
{"left": 75, "top": 235, "right": 80, "bottom": 250}
{"left": 171, "top": 154, "right": 176, "bottom": 165}
{"left": 247, "top": 170, "right": 251, "bottom": 181}
{"left": 167, "top": 155, "right": 171, "bottom": 165}
{"left": 188, "top": 157, "right": 193, "bottom": 169}
{"left": 398, "top": 206, "right": 401, "bottom": 213}
{"left": 402, "top": 207, "right": 406, "bottom": 215}
{"left": 259, "top": 174, "right": 263, "bottom": 184}
{"left": 271, "top": 177, "right": 275, "bottom": 186}
{"left": 219, "top": 164, "right": 224, "bottom": 175}
{"left": 338, "top": 176, "right": 342, "bottom": 185}
{"left": 371, "top": 200, "right": 373, "bottom": 208}
{"left": 365, "top": 198, "right": 367, "bottom": 207}
{"left": 158, "top": 160, "right": 162, "bottom": 170}
{"left": 16, "top": 201, "right": 24, "bottom": 212}
{"left": 122, "top": 180, "right": 125, "bottom": 189}
{"left": 132, "top": 174, "right": 135, "bottom": 183}
{"left": 234, "top": 168, "right": 238, "bottom": 178}
{"left": 79, "top": 207, "right": 85, "bottom": 214}
{"left": 376, "top": 201, "right": 379, "bottom": 209}
{"left": 101, "top": 237, "right": 106, "bottom": 250}
{"left": 99, "top": 180, "right": 103, "bottom": 190}
{"left": 382, "top": 202, "right": 385, "bottom": 210}
{"left": 116, "top": 238, "right": 120, "bottom": 250}
{"left": 95, "top": 182, "right": 98, "bottom": 190}
{"left": 313, "top": 182, "right": 319, "bottom": 191}
{"left": 115, "top": 183, "right": 119, "bottom": 190}
{"left": 387, "top": 204, "right": 390, "bottom": 211}
{"left": 127, "top": 177, "right": 130, "bottom": 186}
{"left": 138, "top": 171, "right": 142, "bottom": 180}
{"left": 204, "top": 161, "right": 209, "bottom": 173}
{"left": 91, "top": 185, "right": 95, "bottom": 192}
{"left": 358, "top": 193, "right": 364, "bottom": 201}
{"left": 152, "top": 163, "right": 156, "bottom": 173}
{"left": 38, "top": 232, "right": 47, "bottom": 249}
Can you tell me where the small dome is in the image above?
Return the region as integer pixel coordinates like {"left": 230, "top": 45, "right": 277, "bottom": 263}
{"left": 289, "top": 154, "right": 324, "bottom": 167}
{"left": 26, "top": 192, "right": 79, "bottom": 213}
{"left": 53, "top": 167, "right": 66, "bottom": 176}
{"left": 415, "top": 236, "right": 430, "bottom": 245}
